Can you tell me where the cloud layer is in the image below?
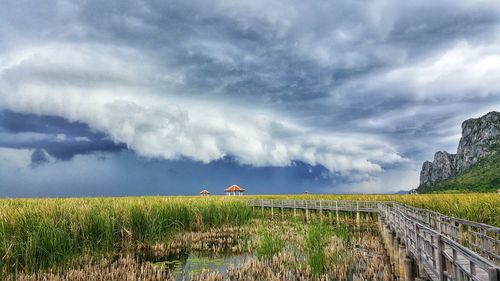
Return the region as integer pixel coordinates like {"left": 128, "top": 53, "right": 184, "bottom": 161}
{"left": 1, "top": 0, "right": 500, "bottom": 194}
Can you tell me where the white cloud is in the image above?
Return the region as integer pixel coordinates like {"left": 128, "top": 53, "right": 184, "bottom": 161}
{"left": 0, "top": 43, "right": 405, "bottom": 178}
{"left": 0, "top": 147, "right": 32, "bottom": 169}
{"left": 386, "top": 41, "right": 500, "bottom": 101}
{"left": 331, "top": 168, "right": 420, "bottom": 194}
{"left": 339, "top": 40, "right": 500, "bottom": 104}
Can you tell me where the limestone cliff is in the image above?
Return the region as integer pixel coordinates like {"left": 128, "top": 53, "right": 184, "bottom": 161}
{"left": 418, "top": 111, "right": 500, "bottom": 189}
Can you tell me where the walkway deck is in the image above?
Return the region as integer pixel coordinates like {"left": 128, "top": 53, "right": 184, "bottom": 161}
{"left": 248, "top": 199, "right": 500, "bottom": 281}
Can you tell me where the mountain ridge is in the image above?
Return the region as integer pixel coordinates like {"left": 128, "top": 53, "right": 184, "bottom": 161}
{"left": 417, "top": 111, "right": 500, "bottom": 193}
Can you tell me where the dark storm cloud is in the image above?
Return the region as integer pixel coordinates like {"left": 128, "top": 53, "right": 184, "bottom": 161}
{"left": 50, "top": 0, "right": 499, "bottom": 131}
{"left": 0, "top": 110, "right": 126, "bottom": 161}
{"left": 0, "top": 110, "right": 98, "bottom": 136}
{"left": 0, "top": 151, "right": 335, "bottom": 197}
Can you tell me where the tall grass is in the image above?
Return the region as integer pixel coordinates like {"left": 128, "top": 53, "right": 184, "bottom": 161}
{"left": 0, "top": 197, "right": 252, "bottom": 275}
{"left": 306, "top": 224, "right": 330, "bottom": 275}
{"left": 255, "top": 229, "right": 284, "bottom": 260}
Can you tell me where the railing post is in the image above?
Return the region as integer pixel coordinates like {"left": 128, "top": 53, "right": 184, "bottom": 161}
{"left": 356, "top": 201, "right": 360, "bottom": 228}
{"left": 319, "top": 200, "right": 323, "bottom": 222}
{"left": 452, "top": 249, "right": 458, "bottom": 280}
{"left": 305, "top": 200, "right": 309, "bottom": 223}
{"left": 281, "top": 199, "right": 284, "bottom": 221}
{"left": 415, "top": 224, "right": 424, "bottom": 277}
{"left": 328, "top": 201, "right": 332, "bottom": 224}
{"left": 437, "top": 216, "right": 442, "bottom": 234}
{"left": 271, "top": 199, "right": 274, "bottom": 219}
{"left": 488, "top": 267, "right": 498, "bottom": 281}
{"left": 480, "top": 228, "right": 486, "bottom": 257}
{"left": 261, "top": 199, "right": 264, "bottom": 216}
{"left": 293, "top": 200, "right": 297, "bottom": 217}
{"left": 335, "top": 201, "right": 339, "bottom": 224}
{"left": 393, "top": 236, "right": 400, "bottom": 278}
{"left": 437, "top": 235, "right": 446, "bottom": 281}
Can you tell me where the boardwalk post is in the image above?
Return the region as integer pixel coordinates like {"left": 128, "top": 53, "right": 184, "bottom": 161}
{"left": 457, "top": 221, "right": 463, "bottom": 244}
{"left": 281, "top": 200, "right": 284, "bottom": 221}
{"left": 271, "top": 199, "right": 274, "bottom": 219}
{"left": 393, "top": 236, "right": 400, "bottom": 278}
{"left": 470, "top": 261, "right": 476, "bottom": 277}
{"left": 451, "top": 248, "right": 458, "bottom": 280}
{"left": 319, "top": 200, "right": 323, "bottom": 222}
{"left": 481, "top": 229, "right": 487, "bottom": 257}
{"left": 356, "top": 201, "right": 360, "bottom": 228}
{"left": 415, "top": 224, "right": 425, "bottom": 277}
{"left": 488, "top": 267, "right": 498, "bottom": 281}
{"left": 293, "top": 200, "right": 297, "bottom": 217}
{"left": 399, "top": 244, "right": 406, "bottom": 278}
{"left": 387, "top": 230, "right": 395, "bottom": 264}
{"left": 328, "top": 202, "right": 332, "bottom": 224}
{"left": 335, "top": 201, "right": 339, "bottom": 224}
{"left": 437, "top": 235, "right": 446, "bottom": 281}
{"left": 437, "top": 216, "right": 442, "bottom": 233}
{"left": 261, "top": 199, "right": 264, "bottom": 216}
{"left": 404, "top": 257, "right": 415, "bottom": 281}
{"left": 305, "top": 200, "right": 309, "bottom": 223}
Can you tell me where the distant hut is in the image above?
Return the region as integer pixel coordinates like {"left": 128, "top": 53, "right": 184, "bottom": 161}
{"left": 303, "top": 190, "right": 309, "bottom": 195}
{"left": 224, "top": 184, "right": 245, "bottom": 196}
{"left": 497, "top": 189, "right": 500, "bottom": 194}
{"left": 200, "top": 189, "right": 210, "bottom": 196}
{"left": 409, "top": 189, "right": 418, "bottom": 195}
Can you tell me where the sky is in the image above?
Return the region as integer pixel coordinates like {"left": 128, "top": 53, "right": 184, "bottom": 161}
{"left": 1, "top": 0, "right": 500, "bottom": 197}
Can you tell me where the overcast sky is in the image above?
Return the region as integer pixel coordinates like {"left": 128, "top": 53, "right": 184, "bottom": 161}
{"left": 1, "top": 0, "right": 500, "bottom": 197}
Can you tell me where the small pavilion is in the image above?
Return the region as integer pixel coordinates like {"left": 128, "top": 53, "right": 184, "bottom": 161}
{"left": 224, "top": 184, "right": 245, "bottom": 196}
{"left": 200, "top": 189, "right": 210, "bottom": 196}
{"left": 303, "top": 190, "right": 309, "bottom": 195}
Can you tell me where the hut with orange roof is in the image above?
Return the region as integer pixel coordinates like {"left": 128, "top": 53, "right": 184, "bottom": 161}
{"left": 224, "top": 184, "right": 245, "bottom": 196}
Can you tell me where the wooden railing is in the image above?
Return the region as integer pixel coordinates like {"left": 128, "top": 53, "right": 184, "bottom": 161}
{"left": 248, "top": 199, "right": 500, "bottom": 281}
{"left": 391, "top": 203, "right": 500, "bottom": 265}
{"left": 248, "top": 199, "right": 381, "bottom": 213}
{"left": 380, "top": 204, "right": 499, "bottom": 281}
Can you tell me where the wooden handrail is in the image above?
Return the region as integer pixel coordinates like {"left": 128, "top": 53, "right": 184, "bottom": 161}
{"left": 248, "top": 199, "right": 500, "bottom": 281}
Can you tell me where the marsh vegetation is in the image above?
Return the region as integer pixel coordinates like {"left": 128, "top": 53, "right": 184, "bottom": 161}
{"left": 9, "top": 217, "right": 394, "bottom": 280}
{"left": 1, "top": 194, "right": 497, "bottom": 280}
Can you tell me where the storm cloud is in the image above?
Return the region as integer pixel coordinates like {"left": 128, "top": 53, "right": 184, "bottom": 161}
{"left": 1, "top": 0, "right": 499, "bottom": 195}
{"left": 0, "top": 110, "right": 126, "bottom": 161}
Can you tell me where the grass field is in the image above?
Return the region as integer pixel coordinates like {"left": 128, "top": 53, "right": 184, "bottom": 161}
{"left": 0, "top": 193, "right": 498, "bottom": 276}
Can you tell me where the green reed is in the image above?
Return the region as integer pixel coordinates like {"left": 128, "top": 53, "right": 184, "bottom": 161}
{"left": 0, "top": 197, "right": 252, "bottom": 275}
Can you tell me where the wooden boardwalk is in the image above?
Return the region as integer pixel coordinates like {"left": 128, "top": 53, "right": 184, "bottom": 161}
{"left": 248, "top": 199, "right": 500, "bottom": 281}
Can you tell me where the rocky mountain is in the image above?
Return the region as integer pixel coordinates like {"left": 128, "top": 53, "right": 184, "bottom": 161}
{"left": 418, "top": 111, "right": 500, "bottom": 191}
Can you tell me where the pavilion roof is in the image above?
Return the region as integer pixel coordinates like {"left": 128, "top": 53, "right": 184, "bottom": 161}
{"left": 224, "top": 184, "right": 245, "bottom": 192}
{"left": 200, "top": 189, "right": 210, "bottom": 194}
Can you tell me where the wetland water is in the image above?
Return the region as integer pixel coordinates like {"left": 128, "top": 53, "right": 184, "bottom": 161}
{"left": 152, "top": 253, "right": 251, "bottom": 280}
